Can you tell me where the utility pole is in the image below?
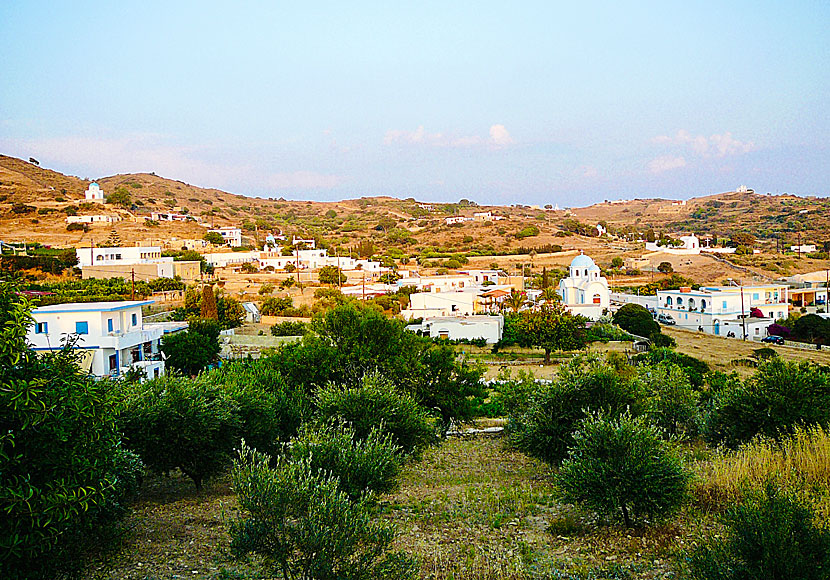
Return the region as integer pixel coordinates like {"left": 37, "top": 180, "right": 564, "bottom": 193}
{"left": 798, "top": 232, "right": 802, "bottom": 259}
{"left": 740, "top": 284, "right": 746, "bottom": 341}
{"left": 131, "top": 268, "right": 135, "bottom": 301}
{"left": 362, "top": 270, "right": 366, "bottom": 302}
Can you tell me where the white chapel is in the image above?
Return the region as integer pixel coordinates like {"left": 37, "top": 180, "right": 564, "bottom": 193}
{"left": 85, "top": 182, "right": 105, "bottom": 202}
{"left": 558, "top": 253, "right": 610, "bottom": 320}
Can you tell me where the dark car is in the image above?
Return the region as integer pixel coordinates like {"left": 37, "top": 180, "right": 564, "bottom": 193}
{"left": 761, "top": 335, "right": 785, "bottom": 345}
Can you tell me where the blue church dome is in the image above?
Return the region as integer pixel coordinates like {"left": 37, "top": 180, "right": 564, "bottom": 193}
{"left": 569, "top": 253, "right": 596, "bottom": 269}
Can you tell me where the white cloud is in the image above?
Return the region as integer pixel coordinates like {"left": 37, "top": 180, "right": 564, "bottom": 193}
{"left": 488, "top": 124, "right": 514, "bottom": 146}
{"left": 648, "top": 155, "right": 687, "bottom": 174}
{"left": 652, "top": 129, "right": 755, "bottom": 158}
{"left": 384, "top": 124, "right": 515, "bottom": 148}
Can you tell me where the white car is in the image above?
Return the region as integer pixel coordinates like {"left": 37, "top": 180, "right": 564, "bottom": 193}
{"left": 657, "top": 313, "right": 676, "bottom": 325}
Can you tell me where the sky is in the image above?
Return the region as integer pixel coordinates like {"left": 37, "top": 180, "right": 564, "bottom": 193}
{"left": 1, "top": 1, "right": 828, "bottom": 206}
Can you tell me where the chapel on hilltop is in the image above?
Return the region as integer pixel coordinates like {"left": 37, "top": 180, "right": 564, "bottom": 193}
{"left": 558, "top": 253, "right": 610, "bottom": 320}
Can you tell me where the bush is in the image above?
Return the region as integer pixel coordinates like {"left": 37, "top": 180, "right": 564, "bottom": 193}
{"left": 556, "top": 412, "right": 690, "bottom": 527}
{"left": 649, "top": 331, "right": 676, "bottom": 348}
{"left": 230, "top": 446, "right": 418, "bottom": 580}
{"left": 612, "top": 303, "right": 659, "bottom": 337}
{"left": 260, "top": 295, "right": 294, "bottom": 316}
{"left": 118, "top": 375, "right": 241, "bottom": 489}
{"left": 634, "top": 362, "right": 699, "bottom": 437}
{"left": 634, "top": 347, "right": 710, "bottom": 388}
{"left": 0, "top": 282, "right": 139, "bottom": 578}
{"left": 317, "top": 374, "right": 436, "bottom": 456}
{"left": 207, "top": 359, "right": 312, "bottom": 453}
{"left": 511, "top": 355, "right": 639, "bottom": 465}
{"left": 319, "top": 264, "right": 347, "bottom": 285}
{"left": 688, "top": 482, "right": 830, "bottom": 579}
{"left": 289, "top": 421, "right": 404, "bottom": 500}
{"left": 270, "top": 320, "right": 308, "bottom": 336}
{"left": 704, "top": 359, "right": 830, "bottom": 448}
{"left": 160, "top": 325, "right": 220, "bottom": 375}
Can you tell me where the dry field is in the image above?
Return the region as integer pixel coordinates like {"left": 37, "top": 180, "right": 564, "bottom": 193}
{"left": 664, "top": 326, "right": 830, "bottom": 376}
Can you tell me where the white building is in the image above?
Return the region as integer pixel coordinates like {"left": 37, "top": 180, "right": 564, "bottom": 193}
{"left": 27, "top": 300, "right": 166, "bottom": 380}
{"left": 84, "top": 182, "right": 105, "bottom": 202}
{"left": 292, "top": 236, "right": 316, "bottom": 249}
{"left": 397, "top": 274, "right": 477, "bottom": 292}
{"left": 76, "top": 245, "right": 167, "bottom": 268}
{"left": 558, "top": 253, "right": 610, "bottom": 320}
{"left": 645, "top": 234, "right": 700, "bottom": 255}
{"left": 445, "top": 216, "right": 468, "bottom": 225}
{"left": 66, "top": 215, "right": 121, "bottom": 224}
{"left": 407, "top": 315, "right": 504, "bottom": 344}
{"left": 473, "top": 211, "right": 492, "bottom": 221}
{"left": 458, "top": 270, "right": 501, "bottom": 285}
{"left": 656, "top": 285, "right": 789, "bottom": 336}
{"left": 791, "top": 245, "right": 818, "bottom": 254}
{"left": 151, "top": 212, "right": 191, "bottom": 222}
{"left": 208, "top": 227, "right": 243, "bottom": 247}
{"left": 402, "top": 291, "right": 478, "bottom": 320}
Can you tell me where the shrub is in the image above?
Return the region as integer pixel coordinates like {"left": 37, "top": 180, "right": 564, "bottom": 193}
{"left": 511, "top": 355, "right": 639, "bottom": 465}
{"left": 160, "top": 325, "right": 220, "bottom": 375}
{"left": 289, "top": 421, "right": 403, "bottom": 500}
{"left": 687, "top": 483, "right": 830, "bottom": 580}
{"left": 118, "top": 375, "right": 241, "bottom": 489}
{"left": 0, "top": 282, "right": 139, "bottom": 578}
{"left": 634, "top": 347, "right": 710, "bottom": 388}
{"left": 556, "top": 412, "right": 690, "bottom": 527}
{"left": 258, "top": 282, "right": 275, "bottom": 295}
{"left": 270, "top": 320, "right": 308, "bottom": 336}
{"left": 317, "top": 374, "right": 436, "bottom": 455}
{"left": 704, "top": 359, "right": 830, "bottom": 448}
{"left": 66, "top": 222, "right": 89, "bottom": 232}
{"left": 634, "top": 362, "right": 699, "bottom": 437}
{"left": 319, "top": 264, "right": 347, "bottom": 285}
{"left": 612, "top": 303, "right": 659, "bottom": 337}
{"left": 229, "top": 446, "right": 417, "bottom": 580}
{"left": 207, "top": 360, "right": 311, "bottom": 453}
{"left": 649, "top": 331, "right": 676, "bottom": 348}
{"left": 260, "top": 295, "right": 294, "bottom": 316}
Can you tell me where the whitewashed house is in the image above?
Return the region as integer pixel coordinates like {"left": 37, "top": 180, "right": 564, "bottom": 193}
{"left": 401, "top": 291, "right": 478, "bottom": 320}
{"left": 207, "top": 227, "right": 243, "bottom": 247}
{"left": 407, "top": 315, "right": 503, "bottom": 343}
{"left": 656, "top": 285, "right": 789, "bottom": 336}
{"left": 27, "top": 300, "right": 166, "bottom": 380}
{"left": 558, "top": 253, "right": 610, "bottom": 320}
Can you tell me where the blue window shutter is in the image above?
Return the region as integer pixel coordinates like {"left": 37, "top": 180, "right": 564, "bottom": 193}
{"left": 75, "top": 321, "right": 89, "bottom": 335}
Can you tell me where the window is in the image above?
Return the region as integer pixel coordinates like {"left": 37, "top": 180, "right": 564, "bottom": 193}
{"left": 701, "top": 299, "right": 707, "bottom": 310}
{"left": 75, "top": 321, "right": 89, "bottom": 335}
{"left": 115, "top": 254, "right": 122, "bottom": 260}
{"left": 131, "top": 313, "right": 138, "bottom": 326}
{"left": 723, "top": 301, "right": 728, "bottom": 309}
{"left": 592, "top": 294, "right": 601, "bottom": 304}
{"left": 666, "top": 297, "right": 673, "bottom": 306}
{"left": 96, "top": 255, "right": 103, "bottom": 261}
{"left": 677, "top": 297, "right": 683, "bottom": 307}
{"left": 35, "top": 321, "right": 48, "bottom": 334}
{"left": 107, "top": 318, "right": 113, "bottom": 332}
{"left": 753, "top": 293, "right": 759, "bottom": 301}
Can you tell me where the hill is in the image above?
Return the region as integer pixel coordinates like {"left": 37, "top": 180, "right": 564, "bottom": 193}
{"left": 1, "top": 154, "right": 829, "bottom": 282}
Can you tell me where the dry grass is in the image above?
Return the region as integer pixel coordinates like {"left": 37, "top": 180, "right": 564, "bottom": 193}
{"left": 664, "top": 326, "right": 830, "bottom": 376}
{"left": 694, "top": 426, "right": 830, "bottom": 519}
{"left": 84, "top": 432, "right": 706, "bottom": 579}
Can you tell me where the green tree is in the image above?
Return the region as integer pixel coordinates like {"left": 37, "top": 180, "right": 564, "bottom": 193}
{"left": 792, "top": 314, "right": 830, "bottom": 344}
{"left": 203, "top": 231, "right": 225, "bottom": 245}
{"left": 229, "top": 446, "right": 418, "bottom": 580}
{"left": 319, "top": 264, "right": 347, "bottom": 285}
{"left": 657, "top": 261, "right": 674, "bottom": 273}
{"left": 160, "top": 319, "right": 221, "bottom": 375}
{"left": 118, "top": 375, "right": 240, "bottom": 489}
{"left": 317, "top": 374, "right": 436, "bottom": 456}
{"left": 612, "top": 303, "right": 660, "bottom": 337}
{"left": 0, "top": 281, "right": 141, "bottom": 578}
{"left": 515, "top": 303, "right": 587, "bottom": 364}
{"left": 688, "top": 483, "right": 830, "bottom": 580}
{"left": 704, "top": 359, "right": 830, "bottom": 448}
{"left": 611, "top": 256, "right": 624, "bottom": 269}
{"left": 555, "top": 412, "right": 690, "bottom": 527}
{"left": 511, "top": 355, "right": 639, "bottom": 465}
{"left": 635, "top": 362, "right": 699, "bottom": 437}
{"left": 105, "top": 186, "right": 131, "bottom": 206}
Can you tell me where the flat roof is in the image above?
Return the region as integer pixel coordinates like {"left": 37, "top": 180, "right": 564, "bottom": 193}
{"left": 33, "top": 300, "right": 154, "bottom": 314}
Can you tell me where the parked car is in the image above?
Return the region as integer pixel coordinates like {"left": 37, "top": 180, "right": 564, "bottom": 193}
{"left": 657, "top": 313, "right": 676, "bottom": 325}
{"left": 761, "top": 335, "right": 785, "bottom": 345}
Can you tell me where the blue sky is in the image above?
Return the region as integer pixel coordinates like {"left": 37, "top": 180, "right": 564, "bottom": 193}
{"left": 1, "top": 1, "right": 827, "bottom": 206}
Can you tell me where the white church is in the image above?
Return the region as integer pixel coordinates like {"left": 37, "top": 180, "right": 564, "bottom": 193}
{"left": 85, "top": 182, "right": 105, "bottom": 202}
{"left": 558, "top": 253, "right": 610, "bottom": 320}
